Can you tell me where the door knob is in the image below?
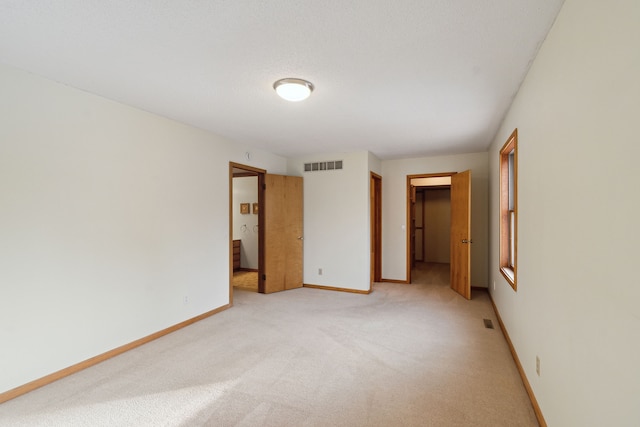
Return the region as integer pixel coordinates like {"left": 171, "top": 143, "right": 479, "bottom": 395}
{"left": 298, "top": 236, "right": 304, "bottom": 240}
{"left": 462, "top": 239, "right": 473, "bottom": 243}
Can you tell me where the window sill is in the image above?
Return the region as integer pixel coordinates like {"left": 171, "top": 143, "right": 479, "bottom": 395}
{"left": 500, "top": 267, "right": 517, "bottom": 291}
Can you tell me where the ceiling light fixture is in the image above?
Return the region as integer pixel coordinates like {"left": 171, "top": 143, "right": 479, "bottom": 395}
{"left": 273, "top": 78, "right": 314, "bottom": 102}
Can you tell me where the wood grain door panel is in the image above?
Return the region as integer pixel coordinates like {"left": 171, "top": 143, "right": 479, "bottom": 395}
{"left": 450, "top": 170, "right": 471, "bottom": 299}
{"left": 264, "top": 174, "right": 303, "bottom": 293}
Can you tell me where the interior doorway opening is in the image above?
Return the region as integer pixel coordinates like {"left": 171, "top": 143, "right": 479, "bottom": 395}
{"left": 370, "top": 172, "right": 382, "bottom": 288}
{"left": 409, "top": 176, "right": 452, "bottom": 287}
{"left": 407, "top": 171, "right": 472, "bottom": 299}
{"left": 229, "top": 163, "right": 266, "bottom": 304}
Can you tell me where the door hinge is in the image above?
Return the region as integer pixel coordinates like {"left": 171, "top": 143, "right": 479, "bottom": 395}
{"left": 262, "top": 274, "right": 266, "bottom": 280}
{"left": 263, "top": 183, "right": 266, "bottom": 190}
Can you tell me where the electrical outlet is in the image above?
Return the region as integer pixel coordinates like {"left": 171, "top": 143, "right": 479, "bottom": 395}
{"left": 318, "top": 268, "right": 323, "bottom": 275}
{"left": 536, "top": 356, "right": 540, "bottom": 376}
{"left": 183, "top": 296, "right": 189, "bottom": 305}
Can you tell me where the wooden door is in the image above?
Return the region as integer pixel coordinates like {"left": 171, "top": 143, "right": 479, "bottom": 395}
{"left": 264, "top": 174, "right": 303, "bottom": 293}
{"left": 450, "top": 170, "right": 471, "bottom": 299}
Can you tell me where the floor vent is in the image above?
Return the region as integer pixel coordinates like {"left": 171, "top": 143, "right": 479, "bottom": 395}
{"left": 483, "top": 319, "right": 494, "bottom": 329}
{"left": 304, "top": 160, "right": 343, "bottom": 172}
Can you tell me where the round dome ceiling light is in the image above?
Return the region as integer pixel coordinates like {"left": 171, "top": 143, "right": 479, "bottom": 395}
{"left": 273, "top": 78, "right": 314, "bottom": 102}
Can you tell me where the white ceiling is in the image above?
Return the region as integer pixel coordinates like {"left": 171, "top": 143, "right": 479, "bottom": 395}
{"left": 0, "top": 1, "right": 564, "bottom": 160}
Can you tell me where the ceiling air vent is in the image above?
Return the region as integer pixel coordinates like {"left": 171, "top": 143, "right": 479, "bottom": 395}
{"left": 304, "top": 160, "right": 343, "bottom": 172}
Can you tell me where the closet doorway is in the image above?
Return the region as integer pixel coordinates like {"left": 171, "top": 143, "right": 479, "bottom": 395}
{"left": 407, "top": 171, "right": 471, "bottom": 299}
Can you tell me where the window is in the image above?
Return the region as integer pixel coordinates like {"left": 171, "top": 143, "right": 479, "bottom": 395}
{"left": 500, "top": 129, "right": 518, "bottom": 290}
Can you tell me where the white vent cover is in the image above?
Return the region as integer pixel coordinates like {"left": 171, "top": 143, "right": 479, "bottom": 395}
{"left": 304, "top": 160, "right": 343, "bottom": 172}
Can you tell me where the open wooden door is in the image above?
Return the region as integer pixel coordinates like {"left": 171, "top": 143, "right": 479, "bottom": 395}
{"left": 450, "top": 170, "right": 471, "bottom": 299}
{"left": 263, "top": 174, "right": 303, "bottom": 293}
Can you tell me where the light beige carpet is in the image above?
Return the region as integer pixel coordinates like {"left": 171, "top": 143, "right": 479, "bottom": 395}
{"left": 0, "top": 264, "right": 538, "bottom": 426}
{"left": 411, "top": 261, "right": 450, "bottom": 286}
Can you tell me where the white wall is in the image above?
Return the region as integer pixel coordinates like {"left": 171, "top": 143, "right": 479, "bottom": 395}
{"left": 381, "top": 152, "right": 489, "bottom": 285}
{"left": 0, "top": 63, "right": 287, "bottom": 393}
{"left": 288, "top": 151, "right": 374, "bottom": 291}
{"left": 368, "top": 151, "right": 382, "bottom": 177}
{"left": 488, "top": 0, "right": 640, "bottom": 425}
{"left": 232, "top": 176, "right": 259, "bottom": 269}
